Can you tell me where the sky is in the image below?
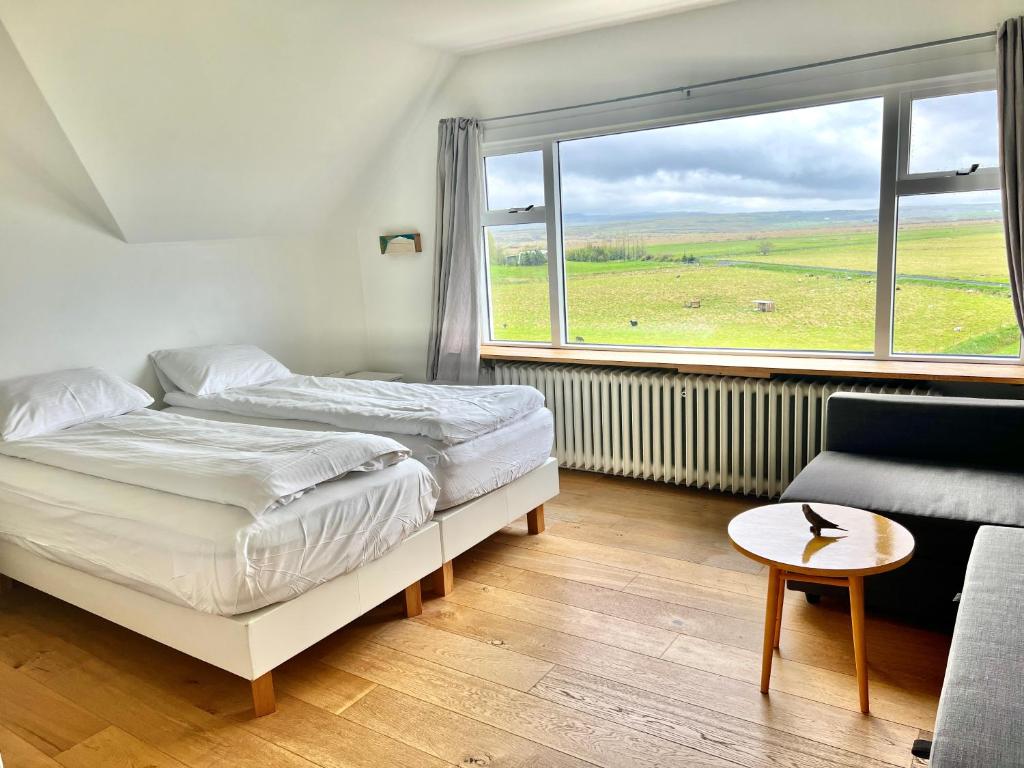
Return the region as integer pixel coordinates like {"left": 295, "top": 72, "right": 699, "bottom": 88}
{"left": 485, "top": 90, "right": 998, "bottom": 217}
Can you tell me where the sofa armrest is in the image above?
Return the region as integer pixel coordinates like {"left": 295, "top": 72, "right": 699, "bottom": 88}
{"left": 930, "top": 525, "right": 1024, "bottom": 768}
{"left": 825, "top": 392, "right": 1024, "bottom": 469}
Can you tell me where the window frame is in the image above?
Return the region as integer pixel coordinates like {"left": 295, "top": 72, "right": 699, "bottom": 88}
{"left": 480, "top": 71, "right": 1021, "bottom": 364}
{"left": 480, "top": 149, "right": 549, "bottom": 344}
{"left": 884, "top": 78, "right": 1009, "bottom": 359}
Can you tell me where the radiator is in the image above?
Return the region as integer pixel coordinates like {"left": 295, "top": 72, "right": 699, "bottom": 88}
{"left": 493, "top": 361, "right": 930, "bottom": 498}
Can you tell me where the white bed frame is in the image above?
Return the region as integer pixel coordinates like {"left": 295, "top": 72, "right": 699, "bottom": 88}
{"left": 426, "top": 456, "right": 558, "bottom": 595}
{"left": 0, "top": 458, "right": 559, "bottom": 716}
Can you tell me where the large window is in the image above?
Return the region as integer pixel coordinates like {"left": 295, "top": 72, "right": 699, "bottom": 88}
{"left": 558, "top": 98, "right": 882, "bottom": 352}
{"left": 481, "top": 77, "right": 1018, "bottom": 360}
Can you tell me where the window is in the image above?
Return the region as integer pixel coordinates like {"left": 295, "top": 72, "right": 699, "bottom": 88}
{"left": 481, "top": 77, "right": 1019, "bottom": 361}
{"left": 558, "top": 99, "right": 883, "bottom": 351}
{"left": 485, "top": 152, "right": 545, "bottom": 210}
{"left": 892, "top": 191, "right": 1014, "bottom": 355}
{"left": 907, "top": 90, "right": 999, "bottom": 175}
{"left": 482, "top": 151, "right": 551, "bottom": 343}
{"left": 892, "top": 87, "right": 1015, "bottom": 358}
{"left": 484, "top": 223, "right": 549, "bottom": 342}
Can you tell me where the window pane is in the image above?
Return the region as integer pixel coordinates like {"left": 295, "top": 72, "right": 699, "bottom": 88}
{"left": 485, "top": 151, "right": 544, "bottom": 211}
{"left": 485, "top": 223, "right": 550, "bottom": 342}
{"left": 558, "top": 98, "right": 883, "bottom": 351}
{"left": 908, "top": 91, "right": 998, "bottom": 174}
{"left": 892, "top": 190, "right": 1018, "bottom": 357}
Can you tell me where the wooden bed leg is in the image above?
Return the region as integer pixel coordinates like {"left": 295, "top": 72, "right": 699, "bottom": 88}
{"left": 403, "top": 581, "right": 423, "bottom": 618}
{"left": 0, "top": 575, "right": 14, "bottom": 594}
{"left": 251, "top": 672, "right": 276, "bottom": 717}
{"left": 430, "top": 560, "right": 454, "bottom": 597}
{"left": 527, "top": 504, "right": 545, "bottom": 535}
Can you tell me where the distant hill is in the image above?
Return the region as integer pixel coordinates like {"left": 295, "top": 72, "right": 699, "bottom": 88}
{"left": 560, "top": 202, "right": 1001, "bottom": 239}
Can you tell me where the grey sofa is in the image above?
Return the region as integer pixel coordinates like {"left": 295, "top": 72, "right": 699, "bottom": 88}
{"left": 781, "top": 392, "right": 1024, "bottom": 624}
{"left": 930, "top": 526, "right": 1024, "bottom": 768}
{"left": 783, "top": 392, "right": 1024, "bottom": 765}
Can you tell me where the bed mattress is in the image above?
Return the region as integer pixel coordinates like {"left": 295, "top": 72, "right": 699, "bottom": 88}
{"left": 164, "top": 406, "right": 554, "bottom": 510}
{"left": 0, "top": 453, "right": 436, "bottom": 615}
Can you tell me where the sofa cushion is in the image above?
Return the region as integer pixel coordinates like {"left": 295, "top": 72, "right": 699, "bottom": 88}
{"left": 825, "top": 393, "right": 1024, "bottom": 470}
{"left": 781, "top": 451, "right": 1024, "bottom": 528}
{"left": 930, "top": 526, "right": 1024, "bottom": 768}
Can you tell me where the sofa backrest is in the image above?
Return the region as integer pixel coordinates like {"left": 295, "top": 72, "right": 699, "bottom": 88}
{"left": 825, "top": 392, "right": 1024, "bottom": 470}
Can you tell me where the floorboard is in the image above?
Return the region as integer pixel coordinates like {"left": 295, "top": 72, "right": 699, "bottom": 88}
{"left": 0, "top": 723, "right": 64, "bottom": 767}
{"left": 0, "top": 469, "right": 949, "bottom": 768}
{"left": 344, "top": 685, "right": 598, "bottom": 768}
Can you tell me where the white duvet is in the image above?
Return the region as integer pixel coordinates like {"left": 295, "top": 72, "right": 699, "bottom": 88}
{"left": 164, "top": 375, "right": 545, "bottom": 445}
{"left": 0, "top": 454, "right": 437, "bottom": 614}
{"left": 0, "top": 410, "right": 408, "bottom": 517}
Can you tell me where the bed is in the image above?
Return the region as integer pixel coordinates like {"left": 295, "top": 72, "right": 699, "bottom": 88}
{"left": 0, "top": 450, "right": 436, "bottom": 614}
{"left": 150, "top": 345, "right": 559, "bottom": 595}
{"left": 164, "top": 404, "right": 558, "bottom": 597}
{"left": 0, "top": 371, "right": 443, "bottom": 717}
{"left": 163, "top": 405, "right": 555, "bottom": 512}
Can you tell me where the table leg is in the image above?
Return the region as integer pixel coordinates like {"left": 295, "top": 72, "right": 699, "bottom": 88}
{"left": 760, "top": 565, "right": 782, "bottom": 694}
{"left": 848, "top": 574, "right": 869, "bottom": 713}
{"left": 773, "top": 574, "right": 785, "bottom": 649}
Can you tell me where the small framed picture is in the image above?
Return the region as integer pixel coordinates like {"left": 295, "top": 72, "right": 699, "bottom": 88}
{"left": 379, "top": 233, "right": 422, "bottom": 254}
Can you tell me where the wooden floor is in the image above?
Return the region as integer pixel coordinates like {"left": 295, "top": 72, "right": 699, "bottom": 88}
{"left": 0, "top": 470, "right": 949, "bottom": 768}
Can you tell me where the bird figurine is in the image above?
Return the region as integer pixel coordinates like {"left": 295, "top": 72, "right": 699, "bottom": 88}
{"left": 802, "top": 503, "right": 847, "bottom": 537}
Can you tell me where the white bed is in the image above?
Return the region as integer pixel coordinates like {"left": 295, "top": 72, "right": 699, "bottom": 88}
{"left": 0, "top": 520, "right": 441, "bottom": 717}
{"left": 0, "top": 405, "right": 446, "bottom": 717}
{"left": 150, "top": 350, "right": 559, "bottom": 595}
{"left": 164, "top": 405, "right": 554, "bottom": 511}
{"left": 162, "top": 403, "right": 560, "bottom": 596}
{"left": 0, "top": 453, "right": 436, "bottom": 615}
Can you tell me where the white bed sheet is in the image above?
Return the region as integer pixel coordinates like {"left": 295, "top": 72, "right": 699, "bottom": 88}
{"left": 165, "top": 406, "right": 554, "bottom": 511}
{"left": 0, "top": 409, "right": 408, "bottom": 517}
{"left": 163, "top": 375, "right": 545, "bottom": 445}
{"left": 0, "top": 454, "right": 436, "bottom": 616}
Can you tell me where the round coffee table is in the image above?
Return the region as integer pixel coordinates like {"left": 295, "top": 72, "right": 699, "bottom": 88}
{"left": 727, "top": 502, "right": 914, "bottom": 713}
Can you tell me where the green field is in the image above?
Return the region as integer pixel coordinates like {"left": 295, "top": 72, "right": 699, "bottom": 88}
{"left": 488, "top": 221, "right": 1021, "bottom": 356}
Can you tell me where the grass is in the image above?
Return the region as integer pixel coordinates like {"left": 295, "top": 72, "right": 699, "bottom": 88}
{"left": 488, "top": 221, "right": 1021, "bottom": 356}
{"left": 645, "top": 221, "right": 1008, "bottom": 282}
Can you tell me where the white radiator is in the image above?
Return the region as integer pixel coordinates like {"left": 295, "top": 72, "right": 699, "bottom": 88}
{"left": 493, "top": 361, "right": 930, "bottom": 498}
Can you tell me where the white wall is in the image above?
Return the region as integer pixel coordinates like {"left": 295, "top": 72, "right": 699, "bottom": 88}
{"left": 6, "top": 0, "right": 1024, "bottom": 388}
{"left": 349, "top": 0, "right": 1024, "bottom": 380}
{"left": 0, "top": 22, "right": 366, "bottom": 393}
{"left": 0, "top": 0, "right": 453, "bottom": 244}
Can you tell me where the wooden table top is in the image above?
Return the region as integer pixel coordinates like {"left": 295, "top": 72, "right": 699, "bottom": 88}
{"left": 727, "top": 503, "right": 915, "bottom": 577}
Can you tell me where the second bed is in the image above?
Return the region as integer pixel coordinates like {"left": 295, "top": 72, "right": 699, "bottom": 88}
{"left": 151, "top": 344, "right": 559, "bottom": 594}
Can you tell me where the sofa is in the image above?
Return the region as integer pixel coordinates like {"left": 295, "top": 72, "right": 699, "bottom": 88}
{"left": 780, "top": 392, "right": 1024, "bottom": 625}
{"left": 782, "top": 392, "right": 1024, "bottom": 765}
{"left": 928, "top": 525, "right": 1024, "bottom": 768}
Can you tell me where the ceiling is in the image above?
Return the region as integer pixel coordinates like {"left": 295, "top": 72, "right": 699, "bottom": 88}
{"left": 349, "top": 0, "right": 733, "bottom": 54}
{"left": 0, "top": 0, "right": 732, "bottom": 242}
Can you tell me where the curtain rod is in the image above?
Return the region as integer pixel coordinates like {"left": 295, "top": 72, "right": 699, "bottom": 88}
{"left": 480, "top": 30, "right": 996, "bottom": 124}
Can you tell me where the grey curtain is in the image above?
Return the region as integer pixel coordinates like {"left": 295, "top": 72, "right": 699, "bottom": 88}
{"left": 427, "top": 118, "right": 483, "bottom": 384}
{"left": 998, "top": 17, "right": 1024, "bottom": 334}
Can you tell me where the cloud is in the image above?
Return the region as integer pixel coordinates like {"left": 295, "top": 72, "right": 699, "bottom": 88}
{"left": 484, "top": 92, "right": 999, "bottom": 216}
{"left": 485, "top": 151, "right": 545, "bottom": 210}
{"left": 556, "top": 98, "right": 886, "bottom": 214}
{"left": 907, "top": 89, "right": 998, "bottom": 173}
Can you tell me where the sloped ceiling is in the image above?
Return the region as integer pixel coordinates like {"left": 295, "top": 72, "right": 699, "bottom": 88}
{"left": 350, "top": 0, "right": 733, "bottom": 53}
{"left": 0, "top": 0, "right": 731, "bottom": 243}
{"left": 0, "top": 21, "right": 122, "bottom": 239}
{"left": 0, "top": 0, "right": 454, "bottom": 242}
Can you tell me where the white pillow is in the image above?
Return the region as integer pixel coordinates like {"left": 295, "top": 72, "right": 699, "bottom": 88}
{"left": 0, "top": 367, "right": 154, "bottom": 442}
{"left": 149, "top": 344, "right": 291, "bottom": 396}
